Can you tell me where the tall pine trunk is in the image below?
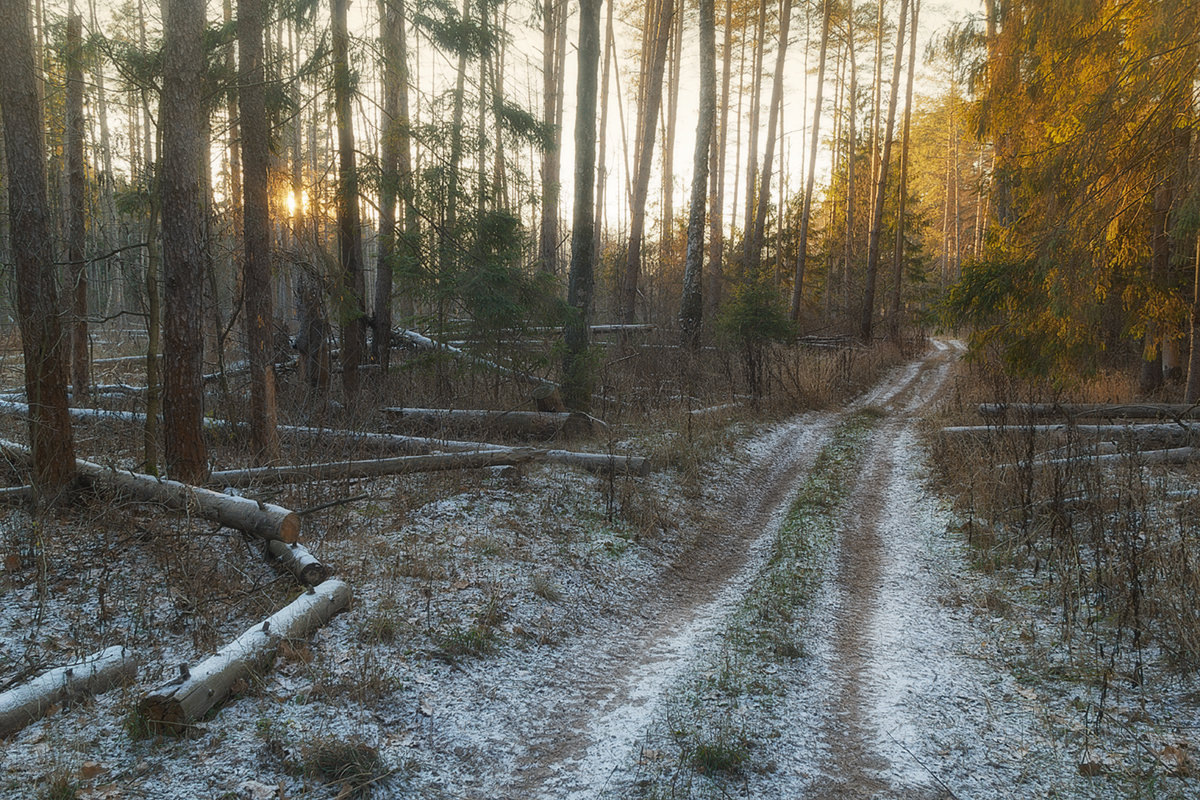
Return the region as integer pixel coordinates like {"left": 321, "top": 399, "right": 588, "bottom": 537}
{"left": 680, "top": 0, "right": 717, "bottom": 342}
{"left": 66, "top": 7, "right": 89, "bottom": 395}
{"left": 621, "top": 0, "right": 673, "bottom": 323}
{"left": 563, "top": 0, "right": 602, "bottom": 410}
{"left": 0, "top": 0, "right": 76, "bottom": 494}
{"left": 333, "top": 0, "right": 367, "bottom": 396}
{"left": 746, "top": 0, "right": 794, "bottom": 280}
{"left": 789, "top": 0, "right": 832, "bottom": 320}
{"left": 239, "top": 0, "right": 281, "bottom": 462}
{"left": 887, "top": 0, "right": 919, "bottom": 341}
{"left": 859, "top": 0, "right": 908, "bottom": 342}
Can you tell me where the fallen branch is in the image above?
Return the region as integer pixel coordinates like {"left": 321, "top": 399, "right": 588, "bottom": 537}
{"left": 0, "top": 439, "right": 300, "bottom": 542}
{"left": 0, "top": 646, "right": 138, "bottom": 738}
{"left": 139, "top": 580, "right": 351, "bottom": 733}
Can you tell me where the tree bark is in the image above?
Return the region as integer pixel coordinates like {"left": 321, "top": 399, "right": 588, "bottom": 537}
{"left": 680, "top": 0, "right": 717, "bottom": 342}
{"left": 140, "top": 580, "right": 350, "bottom": 733}
{"left": 238, "top": 0, "right": 281, "bottom": 465}
{"left": 0, "top": 0, "right": 76, "bottom": 494}
{"left": 265, "top": 540, "right": 329, "bottom": 586}
{"left": 563, "top": 0, "right": 602, "bottom": 410}
{"left": 539, "top": 0, "right": 567, "bottom": 274}
{"left": 859, "top": 0, "right": 908, "bottom": 342}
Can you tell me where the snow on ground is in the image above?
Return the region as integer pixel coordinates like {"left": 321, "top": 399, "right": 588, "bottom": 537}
{"left": 2, "top": 341, "right": 1196, "bottom": 800}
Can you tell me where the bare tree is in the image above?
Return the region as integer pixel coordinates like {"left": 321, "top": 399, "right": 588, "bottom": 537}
{"left": 0, "top": 0, "right": 76, "bottom": 493}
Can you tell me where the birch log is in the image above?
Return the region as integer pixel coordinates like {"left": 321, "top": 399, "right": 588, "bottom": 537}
{"left": 999, "top": 447, "right": 1200, "bottom": 470}
{"left": 0, "top": 646, "right": 138, "bottom": 737}
{"left": 139, "top": 580, "right": 351, "bottom": 732}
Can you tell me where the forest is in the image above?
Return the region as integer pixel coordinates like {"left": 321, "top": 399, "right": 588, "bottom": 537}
{"left": 0, "top": 0, "right": 1199, "bottom": 798}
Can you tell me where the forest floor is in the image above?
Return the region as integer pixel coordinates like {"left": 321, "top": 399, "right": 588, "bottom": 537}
{"left": 1, "top": 339, "right": 1198, "bottom": 799}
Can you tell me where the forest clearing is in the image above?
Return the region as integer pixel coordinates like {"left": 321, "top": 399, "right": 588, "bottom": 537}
{"left": 2, "top": 0, "right": 1200, "bottom": 797}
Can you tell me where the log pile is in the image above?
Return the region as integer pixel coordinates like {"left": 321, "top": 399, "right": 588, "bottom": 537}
{"left": 139, "top": 580, "right": 351, "bottom": 733}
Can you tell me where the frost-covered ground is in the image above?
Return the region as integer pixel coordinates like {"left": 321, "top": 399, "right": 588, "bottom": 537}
{"left": 1, "top": 341, "right": 1197, "bottom": 799}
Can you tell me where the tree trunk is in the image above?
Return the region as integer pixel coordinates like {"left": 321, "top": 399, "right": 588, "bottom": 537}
{"left": 140, "top": 580, "right": 351, "bottom": 733}
{"left": 843, "top": 3, "right": 858, "bottom": 316}
{"left": 706, "top": 0, "right": 734, "bottom": 318}
{"left": 859, "top": 0, "right": 908, "bottom": 342}
{"left": 680, "top": 0, "right": 717, "bottom": 343}
{"left": 332, "top": 0, "right": 367, "bottom": 397}
{"left": 789, "top": 0, "right": 832, "bottom": 320}
{"left": 373, "top": 0, "right": 402, "bottom": 368}
{"left": 563, "top": 0, "right": 602, "bottom": 410}
{"left": 66, "top": 7, "right": 89, "bottom": 397}
{"left": 746, "top": 0, "right": 795, "bottom": 282}
{"left": 239, "top": 0, "right": 281, "bottom": 463}
{"left": 621, "top": 0, "right": 674, "bottom": 323}
{"left": 539, "top": 0, "right": 566, "bottom": 274}
{"left": 739, "top": 0, "right": 767, "bottom": 272}
{"left": 888, "top": 0, "right": 920, "bottom": 341}
{"left": 662, "top": 1, "right": 684, "bottom": 242}
{"left": 0, "top": 0, "right": 76, "bottom": 495}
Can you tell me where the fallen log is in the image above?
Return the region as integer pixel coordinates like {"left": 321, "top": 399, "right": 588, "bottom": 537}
{"left": 210, "top": 448, "right": 540, "bottom": 488}
{"left": 998, "top": 446, "right": 1200, "bottom": 470}
{"left": 0, "top": 646, "right": 138, "bottom": 738}
{"left": 0, "top": 486, "right": 35, "bottom": 503}
{"left": 265, "top": 540, "right": 329, "bottom": 586}
{"left": 979, "top": 403, "right": 1200, "bottom": 420}
{"left": 395, "top": 329, "right": 556, "bottom": 391}
{"left": 541, "top": 449, "right": 649, "bottom": 475}
{"left": 942, "top": 422, "right": 1200, "bottom": 444}
{"left": 0, "top": 439, "right": 300, "bottom": 542}
{"left": 381, "top": 407, "right": 601, "bottom": 437}
{"left": 139, "top": 580, "right": 351, "bottom": 733}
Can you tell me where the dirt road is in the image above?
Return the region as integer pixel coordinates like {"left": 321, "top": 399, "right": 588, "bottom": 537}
{"left": 403, "top": 339, "right": 1029, "bottom": 799}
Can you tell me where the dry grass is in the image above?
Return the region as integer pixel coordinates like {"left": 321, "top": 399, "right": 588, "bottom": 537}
{"left": 928, "top": 354, "right": 1200, "bottom": 681}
